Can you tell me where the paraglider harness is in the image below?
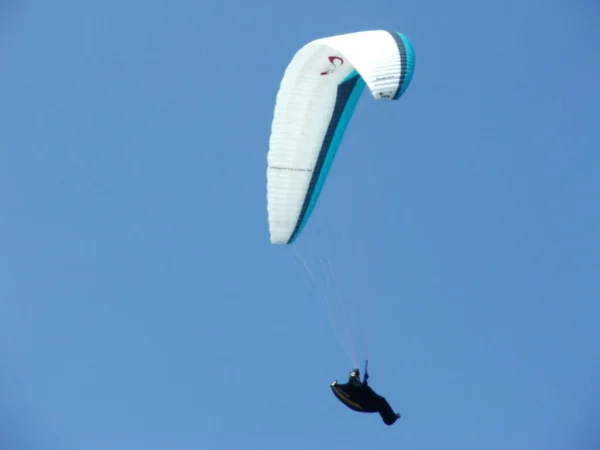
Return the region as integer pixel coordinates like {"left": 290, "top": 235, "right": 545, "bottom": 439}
{"left": 330, "top": 359, "right": 401, "bottom": 425}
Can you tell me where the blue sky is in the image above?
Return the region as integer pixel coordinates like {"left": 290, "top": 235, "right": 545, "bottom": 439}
{"left": 1, "top": 0, "right": 599, "bottom": 449}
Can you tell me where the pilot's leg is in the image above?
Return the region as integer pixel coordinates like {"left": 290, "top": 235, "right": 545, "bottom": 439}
{"left": 377, "top": 397, "right": 400, "bottom": 425}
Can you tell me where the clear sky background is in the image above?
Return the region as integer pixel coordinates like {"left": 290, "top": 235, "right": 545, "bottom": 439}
{"left": 1, "top": 1, "right": 599, "bottom": 449}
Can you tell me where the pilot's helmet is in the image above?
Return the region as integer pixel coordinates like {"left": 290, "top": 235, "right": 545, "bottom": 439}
{"left": 349, "top": 368, "right": 360, "bottom": 380}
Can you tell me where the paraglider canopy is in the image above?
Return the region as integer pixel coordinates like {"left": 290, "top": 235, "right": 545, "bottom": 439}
{"left": 266, "top": 29, "right": 415, "bottom": 245}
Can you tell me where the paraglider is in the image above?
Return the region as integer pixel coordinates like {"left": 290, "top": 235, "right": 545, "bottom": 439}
{"left": 330, "top": 362, "right": 401, "bottom": 426}
{"left": 266, "top": 29, "right": 415, "bottom": 244}
{"left": 266, "top": 29, "right": 416, "bottom": 425}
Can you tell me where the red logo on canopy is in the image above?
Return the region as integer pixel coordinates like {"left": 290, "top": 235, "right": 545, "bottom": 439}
{"left": 321, "top": 56, "right": 344, "bottom": 75}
